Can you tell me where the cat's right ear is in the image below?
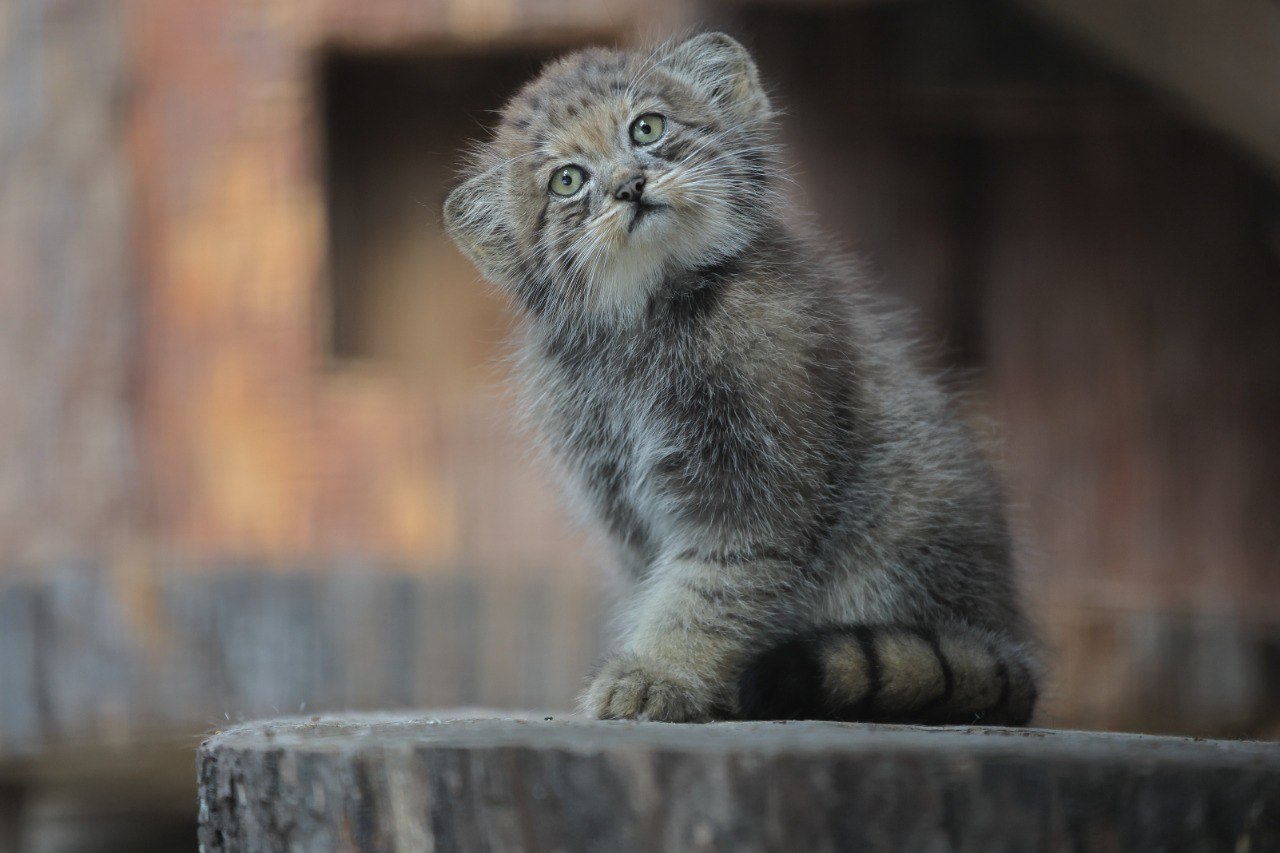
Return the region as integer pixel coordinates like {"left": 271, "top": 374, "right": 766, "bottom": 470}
{"left": 443, "top": 167, "right": 518, "bottom": 287}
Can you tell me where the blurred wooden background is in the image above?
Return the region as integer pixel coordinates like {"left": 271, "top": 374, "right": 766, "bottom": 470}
{"left": 1, "top": 0, "right": 1278, "bottom": 847}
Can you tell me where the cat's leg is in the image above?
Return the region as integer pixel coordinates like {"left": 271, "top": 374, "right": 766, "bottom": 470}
{"left": 737, "top": 622, "right": 1039, "bottom": 726}
{"left": 583, "top": 549, "right": 808, "bottom": 722}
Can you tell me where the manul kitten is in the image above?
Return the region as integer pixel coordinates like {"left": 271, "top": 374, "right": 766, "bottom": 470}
{"left": 444, "top": 32, "right": 1040, "bottom": 724}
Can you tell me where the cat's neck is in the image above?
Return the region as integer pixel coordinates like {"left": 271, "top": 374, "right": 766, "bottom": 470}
{"left": 528, "top": 223, "right": 806, "bottom": 335}
{"left": 518, "top": 229, "right": 822, "bottom": 393}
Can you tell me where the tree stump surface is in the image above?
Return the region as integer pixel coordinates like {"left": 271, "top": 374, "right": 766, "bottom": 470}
{"left": 197, "top": 711, "right": 1280, "bottom": 852}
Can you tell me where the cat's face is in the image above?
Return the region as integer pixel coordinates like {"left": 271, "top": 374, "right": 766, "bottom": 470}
{"left": 445, "top": 33, "right": 776, "bottom": 321}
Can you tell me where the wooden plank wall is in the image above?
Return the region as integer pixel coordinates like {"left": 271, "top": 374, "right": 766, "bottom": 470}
{"left": 0, "top": 567, "right": 603, "bottom": 752}
{"left": 0, "top": 0, "right": 1277, "bottom": 762}
{"left": 0, "top": 0, "right": 139, "bottom": 566}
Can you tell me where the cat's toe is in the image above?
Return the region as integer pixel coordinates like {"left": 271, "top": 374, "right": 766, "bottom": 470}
{"left": 584, "top": 657, "right": 710, "bottom": 722}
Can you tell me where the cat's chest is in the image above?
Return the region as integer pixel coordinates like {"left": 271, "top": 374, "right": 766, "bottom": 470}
{"left": 540, "top": 349, "right": 660, "bottom": 468}
{"left": 525, "top": 321, "right": 727, "bottom": 496}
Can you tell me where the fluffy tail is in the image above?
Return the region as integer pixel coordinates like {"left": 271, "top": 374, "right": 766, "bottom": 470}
{"left": 737, "top": 623, "right": 1039, "bottom": 726}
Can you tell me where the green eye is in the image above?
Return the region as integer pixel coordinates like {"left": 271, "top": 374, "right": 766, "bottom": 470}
{"left": 629, "top": 113, "right": 665, "bottom": 145}
{"left": 549, "top": 165, "right": 587, "bottom": 197}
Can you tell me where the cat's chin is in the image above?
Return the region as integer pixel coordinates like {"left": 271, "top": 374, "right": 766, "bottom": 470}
{"left": 588, "top": 246, "right": 672, "bottom": 319}
{"left": 625, "top": 202, "right": 670, "bottom": 235}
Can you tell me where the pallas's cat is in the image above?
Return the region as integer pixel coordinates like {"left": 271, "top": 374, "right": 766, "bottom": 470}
{"left": 444, "top": 33, "right": 1039, "bottom": 724}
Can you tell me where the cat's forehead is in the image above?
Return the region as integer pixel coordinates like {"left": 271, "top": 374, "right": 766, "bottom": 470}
{"left": 494, "top": 47, "right": 695, "bottom": 155}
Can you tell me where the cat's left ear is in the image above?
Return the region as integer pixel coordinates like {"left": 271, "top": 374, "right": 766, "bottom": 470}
{"left": 443, "top": 163, "right": 520, "bottom": 289}
{"left": 661, "top": 32, "right": 770, "bottom": 122}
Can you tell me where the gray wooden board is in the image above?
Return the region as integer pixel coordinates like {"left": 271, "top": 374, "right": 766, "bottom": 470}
{"left": 0, "top": 570, "right": 605, "bottom": 757}
{"left": 198, "top": 713, "right": 1280, "bottom": 852}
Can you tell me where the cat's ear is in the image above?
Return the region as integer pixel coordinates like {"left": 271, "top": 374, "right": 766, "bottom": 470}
{"left": 443, "top": 164, "right": 519, "bottom": 288}
{"left": 662, "top": 32, "right": 770, "bottom": 121}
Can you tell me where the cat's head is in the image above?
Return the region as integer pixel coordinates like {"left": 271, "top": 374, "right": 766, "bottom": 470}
{"left": 444, "top": 33, "right": 777, "bottom": 321}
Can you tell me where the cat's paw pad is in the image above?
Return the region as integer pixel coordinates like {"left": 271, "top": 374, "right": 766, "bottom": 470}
{"left": 584, "top": 657, "right": 711, "bottom": 722}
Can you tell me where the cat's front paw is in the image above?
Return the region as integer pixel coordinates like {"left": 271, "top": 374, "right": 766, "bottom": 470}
{"left": 584, "top": 656, "right": 714, "bottom": 722}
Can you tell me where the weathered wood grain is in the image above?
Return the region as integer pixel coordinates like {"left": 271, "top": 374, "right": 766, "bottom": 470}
{"left": 198, "top": 714, "right": 1280, "bottom": 852}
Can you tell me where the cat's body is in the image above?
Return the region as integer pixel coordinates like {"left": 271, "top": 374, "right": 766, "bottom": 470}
{"left": 445, "top": 33, "right": 1040, "bottom": 724}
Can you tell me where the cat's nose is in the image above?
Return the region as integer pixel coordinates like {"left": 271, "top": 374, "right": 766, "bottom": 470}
{"left": 614, "top": 173, "right": 646, "bottom": 202}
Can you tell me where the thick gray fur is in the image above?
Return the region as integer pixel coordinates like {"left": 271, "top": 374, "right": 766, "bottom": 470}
{"left": 444, "top": 33, "right": 1040, "bottom": 723}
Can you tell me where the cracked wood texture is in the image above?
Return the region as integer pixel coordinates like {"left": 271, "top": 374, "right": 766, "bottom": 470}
{"left": 197, "top": 713, "right": 1280, "bottom": 852}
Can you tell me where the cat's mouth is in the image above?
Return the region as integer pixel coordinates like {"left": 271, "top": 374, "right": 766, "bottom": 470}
{"left": 626, "top": 202, "right": 669, "bottom": 235}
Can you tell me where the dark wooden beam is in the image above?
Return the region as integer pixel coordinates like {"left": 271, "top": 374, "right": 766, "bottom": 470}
{"left": 1011, "top": 0, "right": 1280, "bottom": 180}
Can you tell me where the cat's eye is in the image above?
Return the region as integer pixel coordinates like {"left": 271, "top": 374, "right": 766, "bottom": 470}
{"left": 549, "top": 165, "right": 587, "bottom": 197}
{"left": 629, "top": 114, "right": 665, "bottom": 145}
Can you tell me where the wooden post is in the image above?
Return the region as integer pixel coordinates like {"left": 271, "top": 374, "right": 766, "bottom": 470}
{"left": 198, "top": 713, "right": 1280, "bottom": 851}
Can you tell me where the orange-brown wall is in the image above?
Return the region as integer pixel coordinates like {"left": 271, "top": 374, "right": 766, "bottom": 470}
{"left": 3, "top": 0, "right": 1278, "bottom": 738}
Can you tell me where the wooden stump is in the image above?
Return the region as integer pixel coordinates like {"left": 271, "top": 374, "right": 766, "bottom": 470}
{"left": 198, "top": 712, "right": 1280, "bottom": 852}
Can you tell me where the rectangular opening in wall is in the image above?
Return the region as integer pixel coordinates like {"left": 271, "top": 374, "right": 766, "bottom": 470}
{"left": 319, "top": 47, "right": 556, "bottom": 388}
{"left": 315, "top": 44, "right": 607, "bottom": 578}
